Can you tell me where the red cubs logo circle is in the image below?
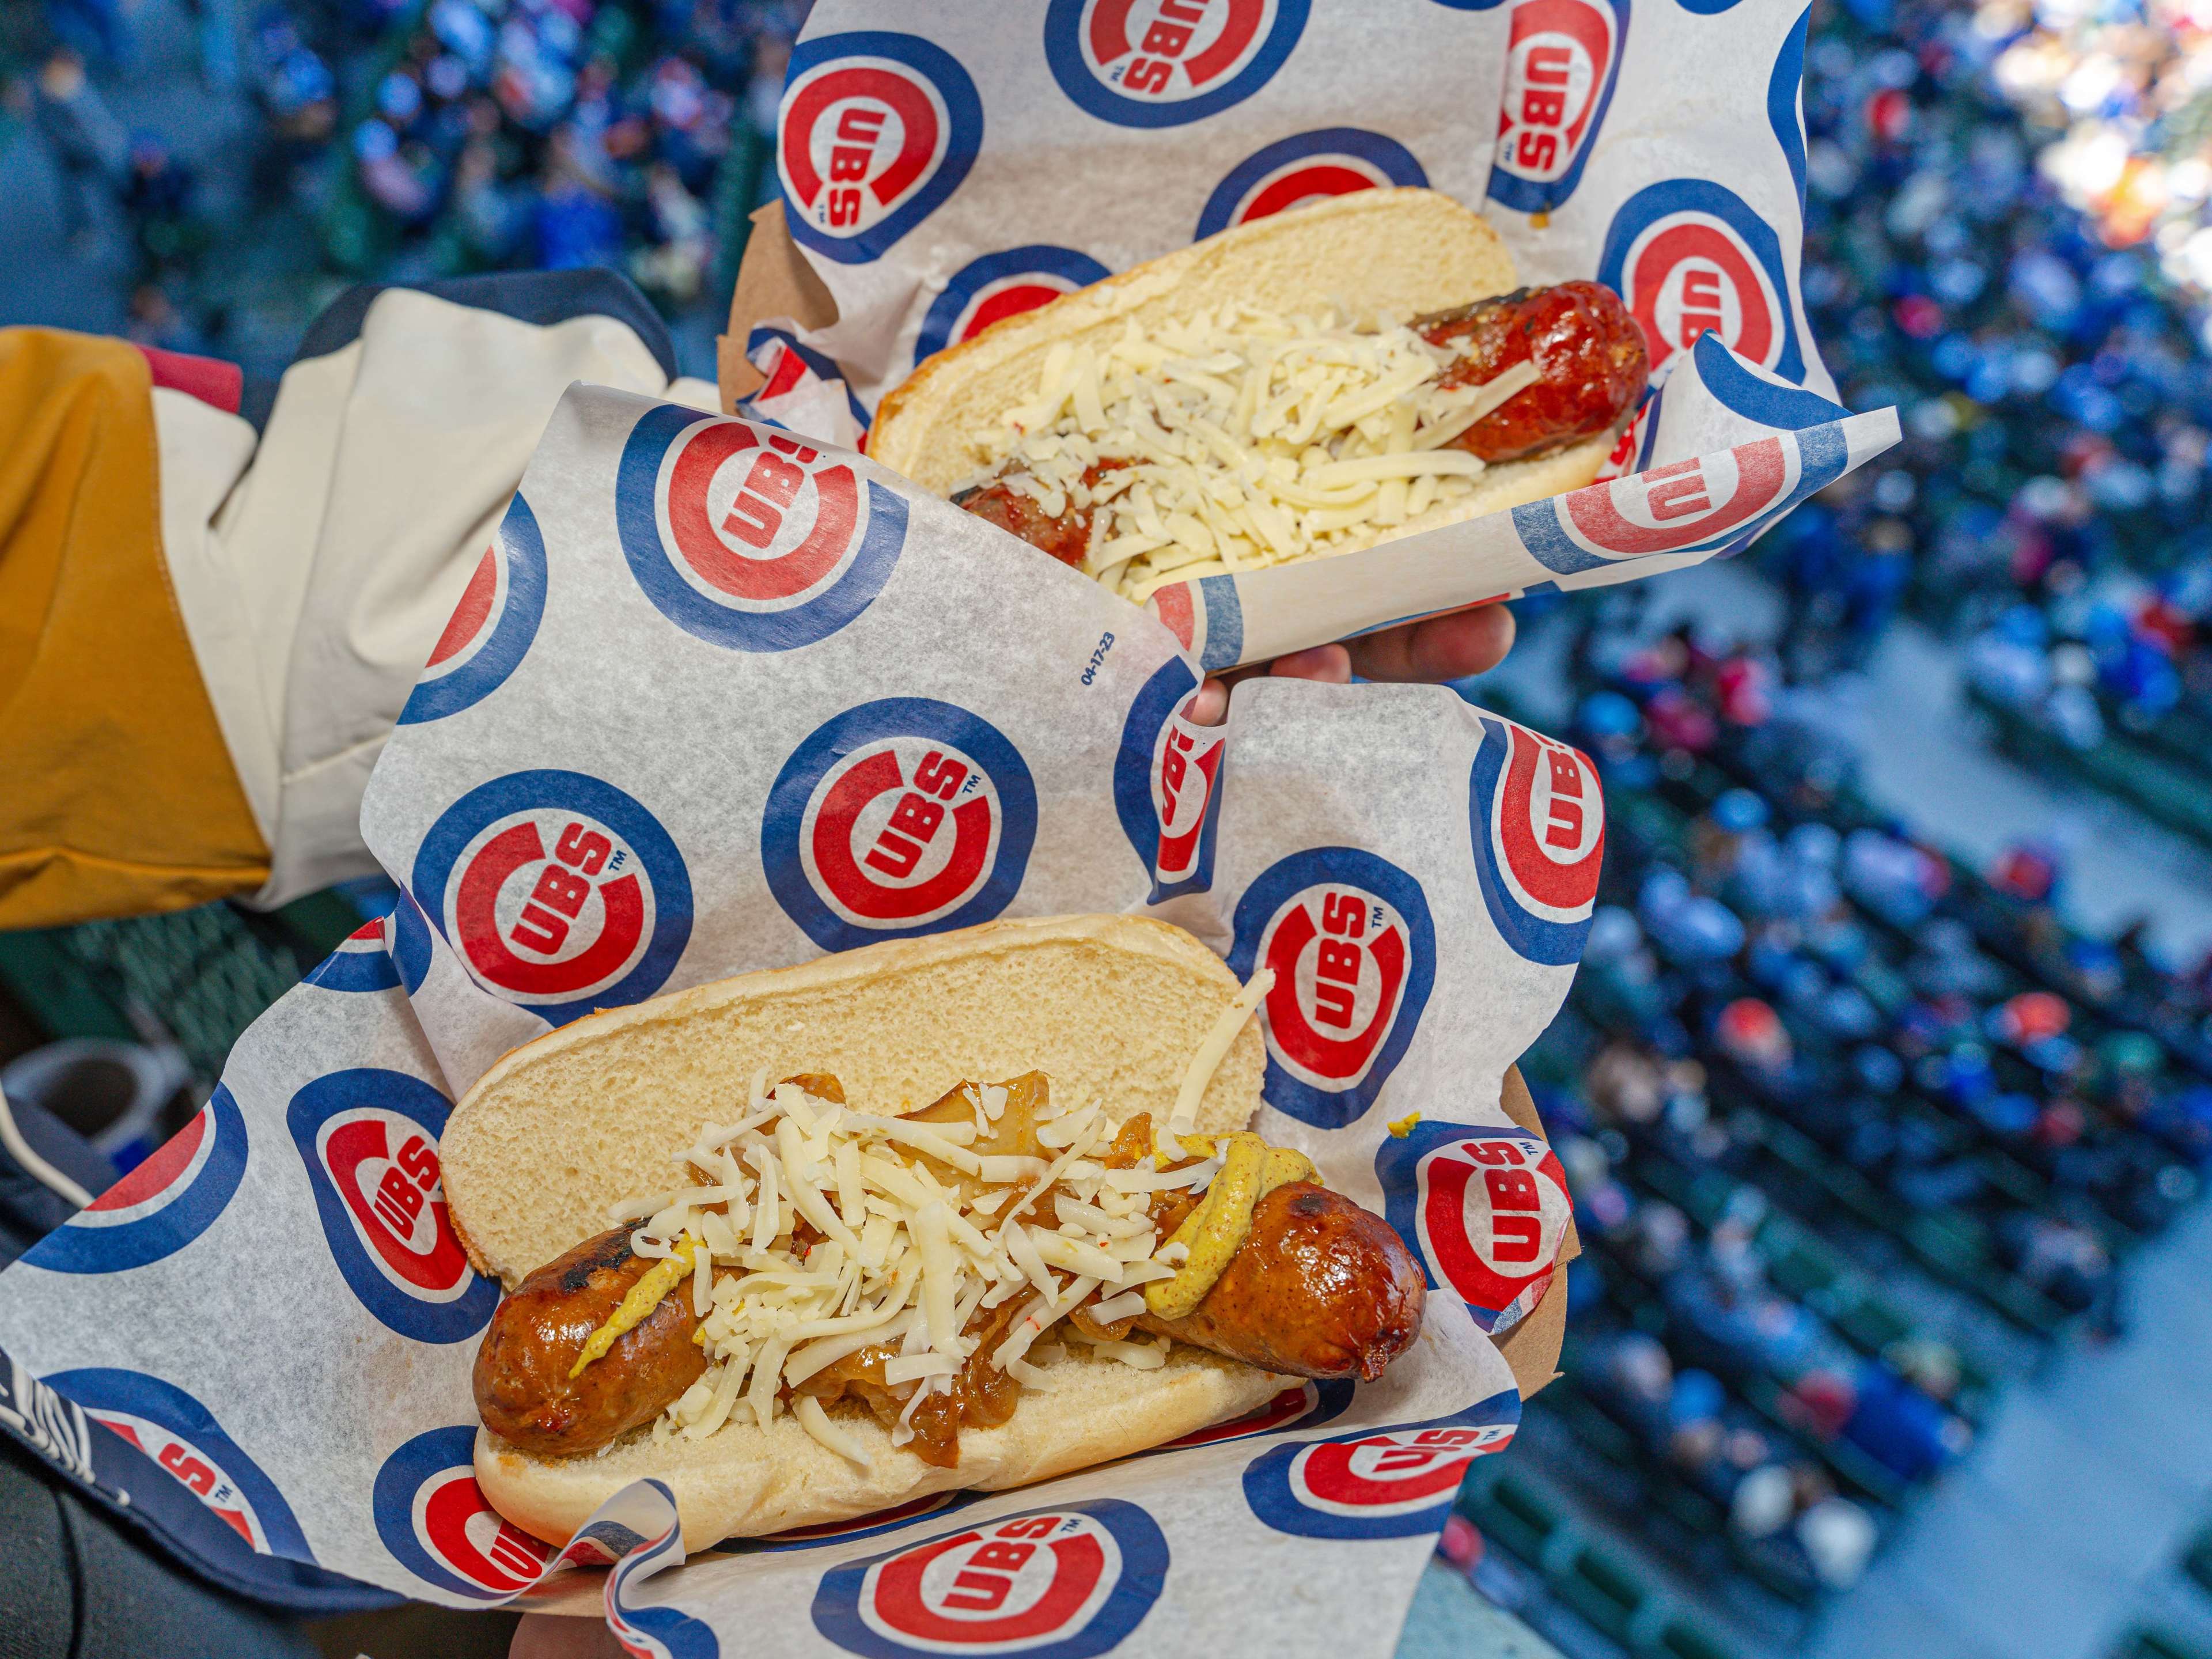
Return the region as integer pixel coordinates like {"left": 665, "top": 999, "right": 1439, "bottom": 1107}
{"left": 812, "top": 1501, "right": 1168, "bottom": 1659}
{"left": 1597, "top": 179, "right": 1803, "bottom": 385}
{"left": 779, "top": 32, "right": 983, "bottom": 264}
{"left": 1379, "top": 1121, "right": 1571, "bottom": 1332}
{"left": 1241, "top": 1391, "right": 1521, "bottom": 1539}
{"left": 764, "top": 699, "right": 1038, "bottom": 954}
{"left": 1045, "top": 0, "right": 1310, "bottom": 127}
{"left": 413, "top": 771, "right": 693, "bottom": 1028}
{"left": 1469, "top": 717, "right": 1603, "bottom": 967}
{"left": 1194, "top": 127, "right": 1427, "bottom": 238}
{"left": 289, "top": 1070, "right": 497, "bottom": 1343}
{"left": 1291, "top": 1425, "right": 1518, "bottom": 1515}
{"left": 373, "top": 1426, "right": 550, "bottom": 1599}
{"left": 1484, "top": 0, "right": 1625, "bottom": 215}
{"left": 1627, "top": 215, "right": 1777, "bottom": 374}
{"left": 618, "top": 407, "right": 907, "bottom": 653}
{"left": 449, "top": 809, "right": 654, "bottom": 1005}
{"left": 914, "top": 246, "right": 1111, "bottom": 365}
{"left": 29, "top": 1085, "right": 250, "bottom": 1274}
{"left": 48, "top": 1368, "right": 316, "bottom": 1560}
{"left": 1227, "top": 850, "right": 1437, "bottom": 1130}
{"left": 399, "top": 494, "right": 548, "bottom": 725}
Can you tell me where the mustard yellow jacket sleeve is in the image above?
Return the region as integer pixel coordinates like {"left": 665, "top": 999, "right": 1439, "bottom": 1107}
{"left": 0, "top": 327, "right": 269, "bottom": 927}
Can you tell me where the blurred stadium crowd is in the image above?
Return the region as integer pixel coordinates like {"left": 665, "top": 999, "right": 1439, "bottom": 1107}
{"left": 7, "top": 0, "right": 2212, "bottom": 1653}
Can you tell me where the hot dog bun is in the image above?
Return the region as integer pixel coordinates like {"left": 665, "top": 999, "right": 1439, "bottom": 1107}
{"left": 444, "top": 914, "right": 1286, "bottom": 1548}
{"left": 870, "top": 187, "right": 1612, "bottom": 526}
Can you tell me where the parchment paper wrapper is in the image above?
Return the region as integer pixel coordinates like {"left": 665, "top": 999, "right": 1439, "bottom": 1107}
{"left": 731, "top": 0, "right": 1900, "bottom": 667}
{"left": 1, "top": 387, "right": 1592, "bottom": 1654}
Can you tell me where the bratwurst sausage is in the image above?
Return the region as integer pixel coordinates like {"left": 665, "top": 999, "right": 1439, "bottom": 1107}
{"left": 472, "top": 1226, "right": 706, "bottom": 1457}
{"left": 1133, "top": 1181, "right": 1425, "bottom": 1382}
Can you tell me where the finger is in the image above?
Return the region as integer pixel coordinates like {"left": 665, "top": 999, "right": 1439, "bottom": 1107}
{"left": 1343, "top": 603, "right": 1516, "bottom": 684}
{"left": 1187, "top": 677, "right": 1230, "bottom": 726}
{"left": 1267, "top": 643, "right": 1353, "bottom": 683}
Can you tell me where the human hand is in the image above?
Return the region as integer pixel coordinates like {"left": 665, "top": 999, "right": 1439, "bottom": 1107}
{"left": 1184, "top": 601, "right": 1516, "bottom": 725}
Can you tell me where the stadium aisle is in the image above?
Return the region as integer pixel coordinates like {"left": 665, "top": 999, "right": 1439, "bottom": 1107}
{"left": 1808, "top": 1194, "right": 2212, "bottom": 1659}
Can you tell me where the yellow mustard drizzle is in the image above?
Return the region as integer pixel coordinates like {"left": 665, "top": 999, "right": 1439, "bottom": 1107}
{"left": 569, "top": 1233, "right": 703, "bottom": 1380}
{"left": 1143, "top": 1131, "right": 1319, "bottom": 1321}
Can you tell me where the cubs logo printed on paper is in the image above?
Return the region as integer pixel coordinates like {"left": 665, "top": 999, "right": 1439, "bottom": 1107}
{"left": 1509, "top": 415, "right": 1849, "bottom": 575}
{"left": 288, "top": 1069, "right": 498, "bottom": 1343}
{"left": 1484, "top": 0, "right": 1627, "bottom": 216}
{"left": 1044, "top": 0, "right": 1310, "bottom": 127}
{"left": 1146, "top": 573, "right": 1244, "bottom": 673}
{"left": 1150, "top": 1380, "right": 1352, "bottom": 1450}
{"left": 1598, "top": 177, "right": 1802, "bottom": 382}
{"left": 617, "top": 405, "right": 907, "bottom": 653}
{"left": 1467, "top": 717, "right": 1603, "bottom": 966}
{"left": 752, "top": 1490, "right": 976, "bottom": 1552}
{"left": 744, "top": 327, "right": 874, "bottom": 434}
{"left": 48, "top": 1368, "right": 316, "bottom": 1559}
{"left": 915, "top": 246, "right": 1112, "bottom": 366}
{"left": 1195, "top": 127, "right": 1427, "bottom": 238}
{"left": 1591, "top": 382, "right": 1657, "bottom": 483}
{"left": 778, "top": 31, "right": 982, "bottom": 264}
{"left": 26, "top": 1085, "right": 249, "bottom": 1275}
{"left": 1378, "top": 1121, "right": 1573, "bottom": 1332}
{"left": 374, "top": 1426, "right": 550, "bottom": 1600}
{"left": 763, "top": 698, "right": 1037, "bottom": 953}
{"left": 411, "top": 769, "right": 694, "bottom": 1028}
{"left": 1243, "top": 1389, "right": 1521, "bottom": 1539}
{"left": 398, "top": 494, "right": 548, "bottom": 725}
{"left": 1113, "top": 657, "right": 1226, "bottom": 903}
{"left": 605, "top": 1501, "right": 722, "bottom": 1658}
{"left": 306, "top": 915, "right": 404, "bottom": 994}
{"left": 1226, "top": 849, "right": 1437, "bottom": 1130}
{"left": 812, "top": 1499, "right": 1168, "bottom": 1659}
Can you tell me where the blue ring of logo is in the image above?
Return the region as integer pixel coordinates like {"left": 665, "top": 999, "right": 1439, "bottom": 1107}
{"left": 762, "top": 698, "right": 1037, "bottom": 954}
{"left": 914, "top": 245, "right": 1112, "bottom": 365}
{"left": 371, "top": 1425, "right": 532, "bottom": 1601}
{"left": 48, "top": 1367, "right": 317, "bottom": 1560}
{"left": 411, "top": 769, "right": 694, "bottom": 1028}
{"left": 1111, "top": 656, "right": 1223, "bottom": 904}
{"left": 1225, "top": 847, "right": 1438, "bottom": 1130}
{"left": 615, "top": 404, "right": 907, "bottom": 653}
{"left": 1241, "top": 1388, "right": 1522, "bottom": 1539}
{"left": 1197, "top": 126, "right": 1428, "bottom": 240}
{"left": 779, "top": 31, "right": 983, "bottom": 265}
{"left": 26, "top": 1085, "right": 250, "bottom": 1275}
{"left": 392, "top": 892, "right": 433, "bottom": 995}
{"left": 742, "top": 328, "right": 876, "bottom": 433}
{"left": 1043, "top": 0, "right": 1311, "bottom": 128}
{"left": 306, "top": 923, "right": 405, "bottom": 994}
{"left": 397, "top": 494, "right": 548, "bottom": 725}
{"left": 810, "top": 1498, "right": 1169, "bottom": 1659}
{"left": 1468, "top": 717, "right": 1598, "bottom": 967}
{"left": 287, "top": 1069, "right": 498, "bottom": 1344}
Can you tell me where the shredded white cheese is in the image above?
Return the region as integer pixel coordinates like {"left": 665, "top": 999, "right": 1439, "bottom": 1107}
{"left": 964, "top": 304, "right": 1542, "bottom": 599}
{"left": 635, "top": 1079, "right": 1181, "bottom": 1449}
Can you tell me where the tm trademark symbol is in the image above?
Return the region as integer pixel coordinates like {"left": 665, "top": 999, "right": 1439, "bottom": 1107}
{"left": 608, "top": 849, "right": 629, "bottom": 872}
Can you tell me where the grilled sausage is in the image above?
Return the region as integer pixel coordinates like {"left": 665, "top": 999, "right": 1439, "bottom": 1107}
{"left": 952, "top": 460, "right": 1127, "bottom": 571}
{"left": 1415, "top": 281, "right": 1647, "bottom": 464}
{"left": 1134, "top": 1181, "right": 1425, "bottom": 1382}
{"left": 472, "top": 1226, "right": 706, "bottom": 1457}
